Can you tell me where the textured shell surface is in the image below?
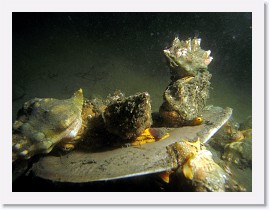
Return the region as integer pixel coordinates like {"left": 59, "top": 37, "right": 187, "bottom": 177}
{"left": 13, "top": 89, "right": 84, "bottom": 159}
{"left": 164, "top": 36, "right": 213, "bottom": 79}
{"left": 185, "top": 149, "right": 227, "bottom": 192}
{"left": 162, "top": 72, "right": 211, "bottom": 123}
{"left": 103, "top": 92, "right": 152, "bottom": 140}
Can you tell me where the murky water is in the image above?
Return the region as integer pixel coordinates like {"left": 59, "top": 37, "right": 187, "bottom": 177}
{"left": 12, "top": 12, "right": 252, "bottom": 192}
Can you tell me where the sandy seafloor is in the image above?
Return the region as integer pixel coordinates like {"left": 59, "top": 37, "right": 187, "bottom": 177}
{"left": 12, "top": 13, "right": 252, "bottom": 192}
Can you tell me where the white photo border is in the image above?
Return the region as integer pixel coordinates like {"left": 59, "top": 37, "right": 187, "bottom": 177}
{"left": 0, "top": 0, "right": 264, "bottom": 205}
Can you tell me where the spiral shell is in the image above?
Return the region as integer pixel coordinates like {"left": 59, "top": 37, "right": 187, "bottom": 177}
{"left": 13, "top": 89, "right": 84, "bottom": 159}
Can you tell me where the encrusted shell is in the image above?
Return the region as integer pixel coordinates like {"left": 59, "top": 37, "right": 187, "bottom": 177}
{"left": 222, "top": 133, "right": 252, "bottom": 168}
{"left": 12, "top": 89, "right": 84, "bottom": 159}
{"left": 164, "top": 37, "right": 213, "bottom": 80}
{"left": 159, "top": 72, "right": 211, "bottom": 126}
{"left": 103, "top": 92, "right": 152, "bottom": 140}
{"left": 167, "top": 139, "right": 227, "bottom": 192}
{"left": 183, "top": 150, "right": 227, "bottom": 192}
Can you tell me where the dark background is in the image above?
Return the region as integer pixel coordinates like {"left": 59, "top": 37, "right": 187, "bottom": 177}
{"left": 12, "top": 12, "right": 252, "bottom": 88}
{"left": 12, "top": 12, "right": 252, "bottom": 116}
{"left": 12, "top": 12, "right": 252, "bottom": 191}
